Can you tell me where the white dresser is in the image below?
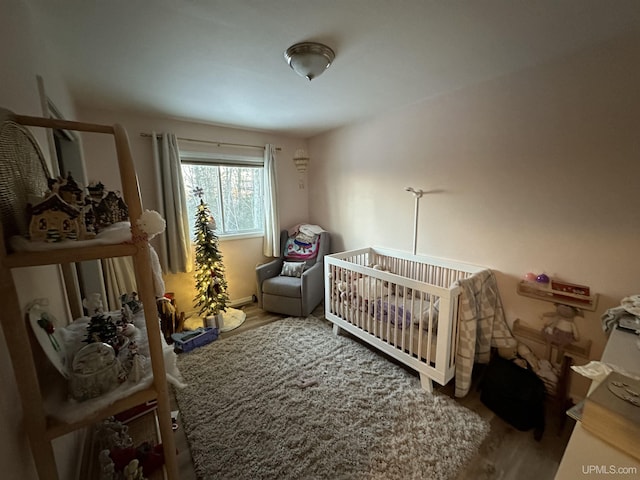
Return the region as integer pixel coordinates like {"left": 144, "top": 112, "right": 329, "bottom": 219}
{"left": 554, "top": 326, "right": 640, "bottom": 479}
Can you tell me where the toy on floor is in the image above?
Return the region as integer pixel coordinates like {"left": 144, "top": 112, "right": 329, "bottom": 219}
{"left": 171, "top": 327, "right": 218, "bottom": 353}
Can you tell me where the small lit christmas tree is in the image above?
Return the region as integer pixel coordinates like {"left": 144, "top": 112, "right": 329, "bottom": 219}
{"left": 192, "top": 187, "right": 229, "bottom": 319}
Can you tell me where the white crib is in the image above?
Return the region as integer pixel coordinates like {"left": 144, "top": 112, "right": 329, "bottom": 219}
{"left": 324, "top": 247, "right": 484, "bottom": 392}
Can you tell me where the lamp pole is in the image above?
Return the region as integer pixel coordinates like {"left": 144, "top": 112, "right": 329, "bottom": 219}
{"left": 405, "top": 187, "right": 424, "bottom": 255}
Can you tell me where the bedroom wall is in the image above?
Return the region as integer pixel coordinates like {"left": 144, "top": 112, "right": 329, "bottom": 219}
{"left": 309, "top": 32, "right": 640, "bottom": 400}
{"left": 0, "top": 1, "right": 84, "bottom": 479}
{"left": 76, "top": 107, "right": 310, "bottom": 312}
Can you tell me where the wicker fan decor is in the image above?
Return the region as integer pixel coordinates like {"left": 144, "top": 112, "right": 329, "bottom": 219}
{"left": 0, "top": 112, "right": 50, "bottom": 247}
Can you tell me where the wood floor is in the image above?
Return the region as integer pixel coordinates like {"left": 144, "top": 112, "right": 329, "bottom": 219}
{"left": 171, "top": 303, "right": 573, "bottom": 480}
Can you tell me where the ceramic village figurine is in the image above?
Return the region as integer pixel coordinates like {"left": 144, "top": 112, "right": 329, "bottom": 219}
{"left": 83, "top": 293, "right": 104, "bottom": 316}
{"left": 120, "top": 292, "right": 142, "bottom": 314}
{"left": 98, "top": 449, "right": 115, "bottom": 480}
{"left": 123, "top": 459, "right": 144, "bottom": 480}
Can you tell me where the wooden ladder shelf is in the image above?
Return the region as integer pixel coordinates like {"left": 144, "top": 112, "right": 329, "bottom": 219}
{"left": 0, "top": 112, "right": 178, "bottom": 480}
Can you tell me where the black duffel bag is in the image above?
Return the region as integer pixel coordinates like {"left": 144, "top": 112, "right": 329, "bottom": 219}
{"left": 479, "top": 355, "right": 546, "bottom": 440}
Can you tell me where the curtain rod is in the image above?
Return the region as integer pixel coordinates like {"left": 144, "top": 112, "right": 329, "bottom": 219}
{"left": 140, "top": 132, "right": 281, "bottom": 151}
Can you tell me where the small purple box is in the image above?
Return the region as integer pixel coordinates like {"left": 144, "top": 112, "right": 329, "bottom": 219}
{"left": 172, "top": 327, "right": 218, "bottom": 352}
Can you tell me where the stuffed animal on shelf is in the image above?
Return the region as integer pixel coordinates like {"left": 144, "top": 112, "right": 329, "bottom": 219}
{"left": 541, "top": 304, "right": 581, "bottom": 346}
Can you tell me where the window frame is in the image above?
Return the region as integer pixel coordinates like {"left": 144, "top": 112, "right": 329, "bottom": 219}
{"left": 180, "top": 151, "right": 265, "bottom": 241}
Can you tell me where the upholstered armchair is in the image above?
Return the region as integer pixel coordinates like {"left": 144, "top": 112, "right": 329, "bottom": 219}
{"left": 256, "top": 229, "right": 330, "bottom": 317}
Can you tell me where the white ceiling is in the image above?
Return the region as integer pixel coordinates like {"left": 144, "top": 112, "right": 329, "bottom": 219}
{"left": 29, "top": 0, "right": 640, "bottom": 138}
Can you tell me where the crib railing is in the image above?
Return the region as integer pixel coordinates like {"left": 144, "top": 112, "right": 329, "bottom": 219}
{"left": 324, "top": 247, "right": 484, "bottom": 389}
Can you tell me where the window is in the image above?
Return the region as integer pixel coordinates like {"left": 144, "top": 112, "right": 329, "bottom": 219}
{"left": 181, "top": 154, "right": 264, "bottom": 239}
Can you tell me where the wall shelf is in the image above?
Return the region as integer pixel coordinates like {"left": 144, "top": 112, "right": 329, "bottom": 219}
{"left": 516, "top": 281, "right": 599, "bottom": 312}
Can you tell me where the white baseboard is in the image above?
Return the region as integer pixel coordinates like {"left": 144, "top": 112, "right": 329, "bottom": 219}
{"left": 229, "top": 296, "right": 254, "bottom": 308}
{"left": 183, "top": 297, "right": 254, "bottom": 319}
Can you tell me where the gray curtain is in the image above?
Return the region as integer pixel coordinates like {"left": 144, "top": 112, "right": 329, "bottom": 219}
{"left": 263, "top": 144, "right": 280, "bottom": 257}
{"left": 151, "top": 132, "right": 192, "bottom": 273}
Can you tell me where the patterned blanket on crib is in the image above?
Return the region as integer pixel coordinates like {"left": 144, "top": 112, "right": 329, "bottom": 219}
{"left": 371, "top": 295, "right": 439, "bottom": 330}
{"left": 454, "top": 269, "right": 517, "bottom": 397}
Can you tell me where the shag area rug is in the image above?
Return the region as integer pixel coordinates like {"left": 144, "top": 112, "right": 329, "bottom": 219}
{"left": 174, "top": 316, "right": 489, "bottom": 480}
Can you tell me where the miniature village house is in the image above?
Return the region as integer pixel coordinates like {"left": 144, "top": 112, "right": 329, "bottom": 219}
{"left": 95, "top": 190, "right": 128, "bottom": 228}
{"left": 29, "top": 173, "right": 127, "bottom": 242}
{"left": 55, "top": 173, "right": 83, "bottom": 205}
{"left": 29, "top": 193, "right": 81, "bottom": 242}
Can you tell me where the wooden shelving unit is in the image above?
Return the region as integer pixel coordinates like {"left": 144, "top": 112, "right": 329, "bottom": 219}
{"left": 0, "top": 112, "right": 178, "bottom": 479}
{"left": 516, "top": 280, "right": 599, "bottom": 311}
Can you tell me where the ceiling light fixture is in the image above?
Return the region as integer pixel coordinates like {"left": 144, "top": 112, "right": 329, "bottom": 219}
{"left": 284, "top": 42, "right": 335, "bottom": 81}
